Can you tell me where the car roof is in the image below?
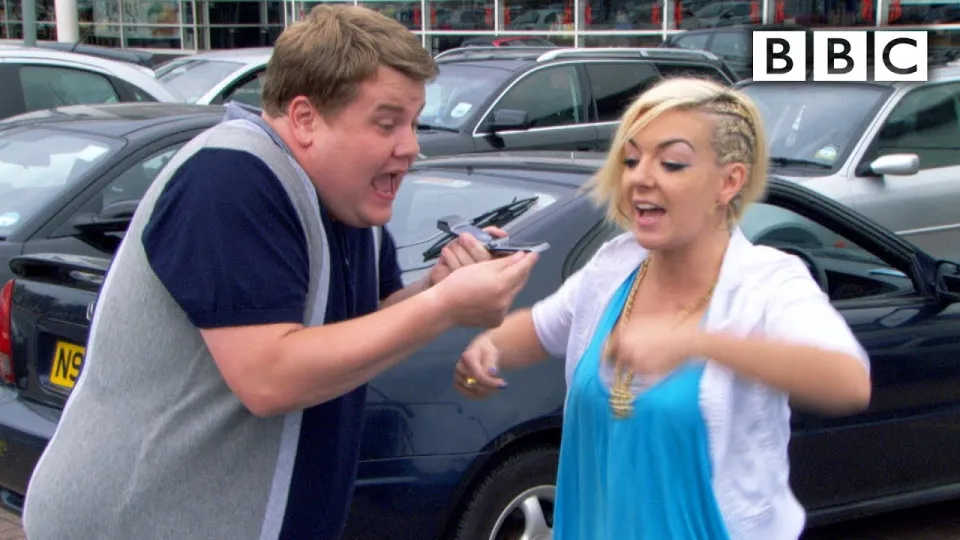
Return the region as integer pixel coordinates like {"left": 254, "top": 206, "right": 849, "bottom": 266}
{"left": 184, "top": 47, "right": 273, "bottom": 66}
{"left": 435, "top": 46, "right": 728, "bottom": 72}
{"left": 0, "top": 102, "right": 225, "bottom": 138}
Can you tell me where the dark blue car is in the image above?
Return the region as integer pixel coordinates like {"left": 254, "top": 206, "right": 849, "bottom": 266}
{"left": 2, "top": 151, "right": 960, "bottom": 539}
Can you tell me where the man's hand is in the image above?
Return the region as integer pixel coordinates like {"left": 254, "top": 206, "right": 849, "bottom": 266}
{"left": 427, "top": 226, "right": 507, "bottom": 287}
{"left": 430, "top": 250, "right": 539, "bottom": 328}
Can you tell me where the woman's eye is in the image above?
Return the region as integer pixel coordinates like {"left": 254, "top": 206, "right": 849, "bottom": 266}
{"left": 623, "top": 158, "right": 639, "bottom": 169}
{"left": 662, "top": 161, "right": 688, "bottom": 172}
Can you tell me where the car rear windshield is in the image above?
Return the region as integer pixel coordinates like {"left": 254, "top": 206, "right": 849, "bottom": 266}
{"left": 0, "top": 128, "right": 121, "bottom": 239}
{"left": 419, "top": 64, "right": 513, "bottom": 130}
{"left": 740, "top": 82, "right": 891, "bottom": 174}
{"left": 156, "top": 58, "right": 245, "bottom": 103}
{"left": 391, "top": 169, "right": 571, "bottom": 271}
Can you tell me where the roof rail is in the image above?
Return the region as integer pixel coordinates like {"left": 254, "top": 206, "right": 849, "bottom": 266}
{"left": 536, "top": 47, "right": 720, "bottom": 63}
{"left": 435, "top": 46, "right": 557, "bottom": 61}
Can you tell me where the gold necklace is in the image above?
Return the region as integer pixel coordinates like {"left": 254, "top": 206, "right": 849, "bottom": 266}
{"left": 605, "top": 258, "right": 717, "bottom": 419}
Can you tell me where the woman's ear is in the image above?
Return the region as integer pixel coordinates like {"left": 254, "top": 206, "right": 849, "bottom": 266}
{"left": 719, "top": 162, "right": 748, "bottom": 206}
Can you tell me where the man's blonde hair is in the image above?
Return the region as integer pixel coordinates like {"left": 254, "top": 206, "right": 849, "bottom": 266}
{"left": 261, "top": 4, "right": 437, "bottom": 117}
{"left": 587, "top": 77, "right": 769, "bottom": 229}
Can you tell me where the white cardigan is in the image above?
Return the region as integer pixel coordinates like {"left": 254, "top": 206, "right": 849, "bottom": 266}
{"left": 531, "top": 227, "right": 870, "bottom": 540}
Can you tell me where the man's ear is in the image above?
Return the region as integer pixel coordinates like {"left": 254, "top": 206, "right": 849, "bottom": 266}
{"left": 286, "top": 96, "right": 319, "bottom": 148}
{"left": 720, "top": 162, "right": 748, "bottom": 206}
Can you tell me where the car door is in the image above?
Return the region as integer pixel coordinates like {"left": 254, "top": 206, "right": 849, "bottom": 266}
{"left": 20, "top": 136, "right": 194, "bottom": 259}
{"left": 738, "top": 198, "right": 960, "bottom": 516}
{"left": 849, "top": 81, "right": 960, "bottom": 263}
{"left": 472, "top": 64, "right": 598, "bottom": 152}
{"left": 584, "top": 61, "right": 663, "bottom": 152}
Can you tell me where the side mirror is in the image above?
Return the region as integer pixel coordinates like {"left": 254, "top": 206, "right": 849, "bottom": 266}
{"left": 866, "top": 153, "right": 920, "bottom": 176}
{"left": 490, "top": 109, "right": 530, "bottom": 132}
{"left": 935, "top": 260, "right": 960, "bottom": 303}
{"left": 72, "top": 199, "right": 139, "bottom": 235}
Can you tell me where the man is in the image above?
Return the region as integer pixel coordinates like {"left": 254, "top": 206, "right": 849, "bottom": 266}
{"left": 22, "top": 6, "right": 538, "bottom": 540}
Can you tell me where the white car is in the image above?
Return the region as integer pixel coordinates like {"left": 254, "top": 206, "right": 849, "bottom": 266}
{"left": 0, "top": 45, "right": 181, "bottom": 119}
{"left": 154, "top": 48, "right": 272, "bottom": 106}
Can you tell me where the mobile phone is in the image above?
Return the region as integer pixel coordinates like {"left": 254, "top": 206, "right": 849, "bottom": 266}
{"left": 437, "top": 214, "right": 550, "bottom": 254}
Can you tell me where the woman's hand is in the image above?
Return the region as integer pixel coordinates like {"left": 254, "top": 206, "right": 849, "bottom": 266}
{"left": 607, "top": 316, "right": 700, "bottom": 380}
{"left": 455, "top": 335, "right": 508, "bottom": 399}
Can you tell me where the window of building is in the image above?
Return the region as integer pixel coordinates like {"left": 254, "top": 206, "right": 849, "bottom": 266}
{"left": 585, "top": 62, "right": 659, "bottom": 122}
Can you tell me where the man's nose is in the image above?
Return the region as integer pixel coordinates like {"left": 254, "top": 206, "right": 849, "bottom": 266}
{"left": 396, "top": 124, "right": 421, "bottom": 160}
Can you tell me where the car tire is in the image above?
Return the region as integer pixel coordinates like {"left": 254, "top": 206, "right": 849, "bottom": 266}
{"left": 452, "top": 445, "right": 559, "bottom": 540}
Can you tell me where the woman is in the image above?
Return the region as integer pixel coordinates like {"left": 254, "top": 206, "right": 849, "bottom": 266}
{"left": 452, "top": 77, "right": 872, "bottom": 539}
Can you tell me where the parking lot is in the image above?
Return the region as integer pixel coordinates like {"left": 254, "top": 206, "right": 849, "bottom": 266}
{"left": 2, "top": 499, "right": 960, "bottom": 539}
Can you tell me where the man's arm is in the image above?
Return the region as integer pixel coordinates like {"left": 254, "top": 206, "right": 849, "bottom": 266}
{"left": 143, "top": 151, "right": 535, "bottom": 417}
{"left": 201, "top": 288, "right": 453, "bottom": 417}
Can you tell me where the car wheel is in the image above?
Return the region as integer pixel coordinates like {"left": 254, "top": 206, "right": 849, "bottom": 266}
{"left": 452, "top": 445, "right": 558, "bottom": 540}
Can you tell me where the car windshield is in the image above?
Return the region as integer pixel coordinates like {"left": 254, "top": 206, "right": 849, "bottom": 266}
{"left": 156, "top": 58, "right": 245, "bottom": 103}
{"left": 0, "top": 128, "right": 122, "bottom": 239}
{"left": 419, "top": 65, "right": 512, "bottom": 130}
{"left": 389, "top": 169, "right": 570, "bottom": 274}
{"left": 740, "top": 82, "right": 891, "bottom": 174}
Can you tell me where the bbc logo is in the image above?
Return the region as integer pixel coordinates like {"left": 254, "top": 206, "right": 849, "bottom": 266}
{"left": 752, "top": 30, "right": 929, "bottom": 82}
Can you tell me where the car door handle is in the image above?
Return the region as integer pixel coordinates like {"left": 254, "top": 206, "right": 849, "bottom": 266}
{"left": 576, "top": 145, "right": 593, "bottom": 151}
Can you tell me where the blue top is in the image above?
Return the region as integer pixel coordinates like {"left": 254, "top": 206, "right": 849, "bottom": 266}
{"left": 142, "top": 147, "right": 404, "bottom": 539}
{"left": 553, "top": 267, "right": 730, "bottom": 540}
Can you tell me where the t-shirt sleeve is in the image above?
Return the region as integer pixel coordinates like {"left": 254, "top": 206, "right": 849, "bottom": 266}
{"left": 531, "top": 267, "right": 586, "bottom": 358}
{"left": 761, "top": 260, "right": 870, "bottom": 374}
{"left": 141, "top": 147, "right": 310, "bottom": 329}
{"left": 378, "top": 226, "right": 404, "bottom": 301}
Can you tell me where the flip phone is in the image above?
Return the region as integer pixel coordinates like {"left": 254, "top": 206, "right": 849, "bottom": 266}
{"left": 437, "top": 215, "right": 550, "bottom": 254}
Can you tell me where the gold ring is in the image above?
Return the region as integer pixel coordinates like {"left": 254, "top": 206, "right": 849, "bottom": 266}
{"left": 464, "top": 377, "right": 477, "bottom": 388}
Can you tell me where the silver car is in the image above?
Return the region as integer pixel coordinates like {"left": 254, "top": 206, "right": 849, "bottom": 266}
{"left": 738, "top": 57, "right": 960, "bottom": 263}
{"left": 0, "top": 45, "right": 181, "bottom": 118}
{"left": 154, "top": 48, "right": 272, "bottom": 106}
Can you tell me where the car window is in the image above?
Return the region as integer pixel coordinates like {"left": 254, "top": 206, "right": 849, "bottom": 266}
{"left": 491, "top": 65, "right": 585, "bottom": 129}
{"left": 740, "top": 203, "right": 916, "bottom": 301}
{"left": 222, "top": 71, "right": 265, "bottom": 107}
{"left": 585, "top": 62, "right": 658, "bottom": 123}
{"left": 710, "top": 32, "right": 750, "bottom": 59}
{"left": 19, "top": 65, "right": 120, "bottom": 112}
{"left": 565, "top": 202, "right": 916, "bottom": 302}
{"left": 420, "top": 64, "right": 512, "bottom": 131}
{"left": 673, "top": 33, "right": 710, "bottom": 50}
{"left": 742, "top": 82, "right": 890, "bottom": 174}
{"left": 156, "top": 58, "right": 245, "bottom": 103}
{"left": 655, "top": 63, "right": 730, "bottom": 85}
{"left": 0, "top": 128, "right": 122, "bottom": 238}
{"left": 389, "top": 170, "right": 570, "bottom": 272}
{"left": 100, "top": 145, "right": 184, "bottom": 210}
{"left": 868, "top": 83, "right": 960, "bottom": 171}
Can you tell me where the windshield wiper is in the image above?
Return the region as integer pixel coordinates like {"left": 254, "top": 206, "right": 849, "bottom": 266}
{"left": 421, "top": 196, "right": 539, "bottom": 261}
{"left": 769, "top": 156, "right": 832, "bottom": 169}
{"left": 416, "top": 122, "right": 459, "bottom": 133}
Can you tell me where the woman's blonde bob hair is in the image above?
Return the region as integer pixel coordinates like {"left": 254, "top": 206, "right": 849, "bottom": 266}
{"left": 586, "top": 77, "right": 769, "bottom": 229}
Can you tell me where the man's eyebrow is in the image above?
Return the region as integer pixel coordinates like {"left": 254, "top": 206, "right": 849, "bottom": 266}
{"left": 375, "top": 102, "right": 406, "bottom": 114}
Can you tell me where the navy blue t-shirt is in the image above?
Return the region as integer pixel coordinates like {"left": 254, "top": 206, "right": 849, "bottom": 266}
{"left": 141, "top": 147, "right": 404, "bottom": 540}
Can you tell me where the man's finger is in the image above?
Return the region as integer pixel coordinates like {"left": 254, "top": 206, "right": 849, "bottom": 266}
{"left": 458, "top": 233, "right": 493, "bottom": 263}
{"left": 483, "top": 226, "right": 508, "bottom": 239}
{"left": 500, "top": 251, "right": 539, "bottom": 286}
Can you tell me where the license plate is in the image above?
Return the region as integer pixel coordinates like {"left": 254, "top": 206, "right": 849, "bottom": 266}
{"left": 50, "top": 341, "right": 85, "bottom": 389}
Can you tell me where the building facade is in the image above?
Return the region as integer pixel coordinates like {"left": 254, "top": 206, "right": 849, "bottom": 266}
{"left": 1, "top": 0, "right": 958, "bottom": 54}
